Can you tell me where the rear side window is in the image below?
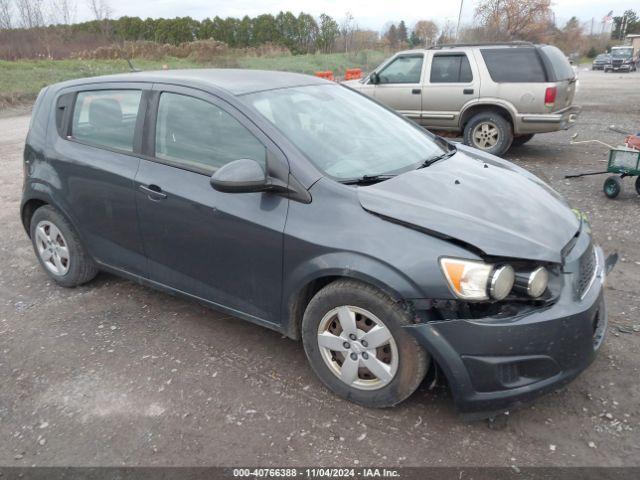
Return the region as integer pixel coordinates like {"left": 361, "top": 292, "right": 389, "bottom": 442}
{"left": 155, "top": 92, "right": 266, "bottom": 173}
{"left": 378, "top": 55, "right": 424, "bottom": 84}
{"left": 540, "top": 45, "right": 575, "bottom": 81}
{"left": 481, "top": 48, "right": 546, "bottom": 83}
{"left": 71, "top": 90, "right": 142, "bottom": 152}
{"left": 430, "top": 54, "right": 473, "bottom": 83}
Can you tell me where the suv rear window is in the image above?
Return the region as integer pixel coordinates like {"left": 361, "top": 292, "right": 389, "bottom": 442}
{"left": 481, "top": 48, "right": 546, "bottom": 83}
{"left": 430, "top": 54, "right": 473, "bottom": 83}
{"left": 539, "top": 45, "right": 575, "bottom": 81}
{"left": 71, "top": 90, "right": 141, "bottom": 152}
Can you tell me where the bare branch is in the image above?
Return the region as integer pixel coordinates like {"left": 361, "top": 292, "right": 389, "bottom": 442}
{"left": 0, "top": 0, "right": 13, "bottom": 29}
{"left": 16, "top": 0, "right": 46, "bottom": 28}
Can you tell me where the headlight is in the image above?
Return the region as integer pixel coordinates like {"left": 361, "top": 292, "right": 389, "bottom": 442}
{"left": 514, "top": 266, "right": 549, "bottom": 298}
{"left": 440, "top": 258, "right": 514, "bottom": 301}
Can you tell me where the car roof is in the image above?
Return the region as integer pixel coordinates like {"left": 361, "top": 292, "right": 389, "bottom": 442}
{"left": 53, "top": 68, "right": 329, "bottom": 96}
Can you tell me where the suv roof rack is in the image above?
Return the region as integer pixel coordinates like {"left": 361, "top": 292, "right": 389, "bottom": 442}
{"left": 428, "top": 41, "right": 535, "bottom": 49}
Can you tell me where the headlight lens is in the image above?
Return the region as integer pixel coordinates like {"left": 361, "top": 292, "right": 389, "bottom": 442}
{"left": 440, "top": 258, "right": 514, "bottom": 301}
{"left": 527, "top": 267, "right": 549, "bottom": 297}
{"left": 490, "top": 265, "right": 516, "bottom": 300}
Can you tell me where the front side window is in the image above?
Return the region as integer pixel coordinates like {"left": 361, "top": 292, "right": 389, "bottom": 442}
{"left": 430, "top": 54, "right": 473, "bottom": 83}
{"left": 71, "top": 90, "right": 142, "bottom": 152}
{"left": 243, "top": 84, "right": 445, "bottom": 180}
{"left": 377, "top": 55, "right": 424, "bottom": 84}
{"left": 155, "top": 92, "right": 266, "bottom": 173}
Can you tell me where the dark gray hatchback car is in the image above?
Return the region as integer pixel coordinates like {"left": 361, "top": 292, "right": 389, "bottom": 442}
{"left": 22, "top": 69, "right": 613, "bottom": 416}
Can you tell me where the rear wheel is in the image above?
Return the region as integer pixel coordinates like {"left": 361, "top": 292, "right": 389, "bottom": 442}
{"left": 603, "top": 176, "right": 622, "bottom": 199}
{"left": 30, "top": 205, "right": 98, "bottom": 287}
{"left": 511, "top": 134, "right": 535, "bottom": 147}
{"left": 301, "top": 280, "right": 428, "bottom": 407}
{"left": 635, "top": 176, "right": 640, "bottom": 195}
{"left": 463, "top": 112, "right": 513, "bottom": 157}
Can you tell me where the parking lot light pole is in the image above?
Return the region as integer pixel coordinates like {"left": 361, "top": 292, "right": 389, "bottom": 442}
{"left": 456, "top": 0, "right": 464, "bottom": 41}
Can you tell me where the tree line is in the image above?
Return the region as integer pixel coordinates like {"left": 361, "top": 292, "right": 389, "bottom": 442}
{"left": 1, "top": 0, "right": 637, "bottom": 61}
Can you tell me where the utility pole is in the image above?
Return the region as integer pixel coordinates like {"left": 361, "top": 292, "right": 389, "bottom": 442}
{"left": 455, "top": 0, "right": 464, "bottom": 41}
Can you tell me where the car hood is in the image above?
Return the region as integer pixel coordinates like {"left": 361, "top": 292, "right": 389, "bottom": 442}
{"left": 357, "top": 145, "right": 580, "bottom": 263}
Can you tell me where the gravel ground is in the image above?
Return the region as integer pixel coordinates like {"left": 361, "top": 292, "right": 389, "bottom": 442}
{"left": 0, "top": 69, "right": 639, "bottom": 467}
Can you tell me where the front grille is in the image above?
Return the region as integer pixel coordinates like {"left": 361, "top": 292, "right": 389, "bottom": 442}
{"left": 575, "top": 243, "right": 596, "bottom": 298}
{"left": 612, "top": 59, "right": 623, "bottom": 67}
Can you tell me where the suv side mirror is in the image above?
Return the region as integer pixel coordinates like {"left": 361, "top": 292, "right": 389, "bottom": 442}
{"left": 369, "top": 72, "right": 380, "bottom": 84}
{"left": 210, "top": 158, "right": 270, "bottom": 193}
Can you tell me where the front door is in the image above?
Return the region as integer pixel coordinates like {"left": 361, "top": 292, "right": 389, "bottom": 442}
{"left": 135, "top": 86, "right": 289, "bottom": 325}
{"left": 372, "top": 53, "right": 425, "bottom": 122}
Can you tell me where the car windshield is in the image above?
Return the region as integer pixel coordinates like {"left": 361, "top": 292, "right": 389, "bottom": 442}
{"left": 611, "top": 48, "right": 632, "bottom": 59}
{"left": 242, "top": 84, "right": 446, "bottom": 180}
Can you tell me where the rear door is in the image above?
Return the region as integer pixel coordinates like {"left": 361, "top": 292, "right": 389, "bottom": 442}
{"left": 371, "top": 53, "right": 425, "bottom": 122}
{"left": 49, "top": 83, "right": 150, "bottom": 274}
{"left": 134, "top": 85, "right": 289, "bottom": 324}
{"left": 421, "top": 51, "right": 479, "bottom": 129}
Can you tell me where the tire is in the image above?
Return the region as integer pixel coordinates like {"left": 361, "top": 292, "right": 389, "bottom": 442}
{"left": 463, "top": 111, "right": 513, "bottom": 157}
{"left": 301, "top": 279, "right": 429, "bottom": 408}
{"left": 30, "top": 205, "right": 98, "bottom": 287}
{"left": 511, "top": 134, "right": 535, "bottom": 147}
{"left": 603, "top": 176, "right": 622, "bottom": 199}
{"left": 635, "top": 176, "right": 640, "bottom": 196}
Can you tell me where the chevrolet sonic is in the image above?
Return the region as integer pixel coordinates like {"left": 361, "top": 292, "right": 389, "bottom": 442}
{"left": 21, "top": 69, "right": 614, "bottom": 416}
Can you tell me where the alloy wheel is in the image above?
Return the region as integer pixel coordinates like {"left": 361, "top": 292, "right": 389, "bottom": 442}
{"left": 316, "top": 305, "right": 398, "bottom": 390}
{"left": 35, "top": 220, "right": 70, "bottom": 276}
{"left": 472, "top": 121, "right": 500, "bottom": 150}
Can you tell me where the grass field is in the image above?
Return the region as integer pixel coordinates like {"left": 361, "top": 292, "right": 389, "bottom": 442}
{"left": 0, "top": 50, "right": 387, "bottom": 108}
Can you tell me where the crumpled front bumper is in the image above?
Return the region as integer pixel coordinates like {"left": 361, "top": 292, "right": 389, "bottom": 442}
{"left": 404, "top": 245, "right": 611, "bottom": 418}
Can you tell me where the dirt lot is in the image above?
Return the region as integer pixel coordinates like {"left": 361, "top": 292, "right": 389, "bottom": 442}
{"left": 0, "top": 69, "right": 639, "bottom": 468}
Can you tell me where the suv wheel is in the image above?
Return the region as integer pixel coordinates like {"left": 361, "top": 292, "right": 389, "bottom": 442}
{"left": 301, "top": 280, "right": 429, "bottom": 407}
{"left": 30, "top": 205, "right": 98, "bottom": 287}
{"left": 463, "top": 112, "right": 513, "bottom": 156}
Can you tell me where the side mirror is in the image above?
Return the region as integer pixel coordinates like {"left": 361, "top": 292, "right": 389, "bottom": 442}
{"left": 210, "top": 158, "right": 270, "bottom": 193}
{"left": 369, "top": 72, "right": 380, "bottom": 84}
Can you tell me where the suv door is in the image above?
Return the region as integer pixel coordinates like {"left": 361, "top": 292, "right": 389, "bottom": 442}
{"left": 135, "top": 85, "right": 289, "bottom": 324}
{"left": 371, "top": 53, "right": 425, "bottom": 122}
{"left": 422, "top": 52, "right": 479, "bottom": 129}
{"left": 50, "top": 84, "right": 150, "bottom": 274}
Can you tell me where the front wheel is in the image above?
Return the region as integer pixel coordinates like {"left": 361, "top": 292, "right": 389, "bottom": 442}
{"left": 635, "top": 176, "right": 640, "bottom": 195}
{"left": 603, "top": 176, "right": 622, "bottom": 199}
{"left": 302, "top": 280, "right": 429, "bottom": 407}
{"left": 463, "top": 112, "right": 513, "bottom": 157}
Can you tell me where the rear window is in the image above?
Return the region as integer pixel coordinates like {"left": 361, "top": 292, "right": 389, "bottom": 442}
{"left": 481, "top": 48, "right": 546, "bottom": 83}
{"left": 71, "top": 90, "right": 142, "bottom": 152}
{"left": 540, "top": 45, "right": 575, "bottom": 81}
{"left": 430, "top": 54, "right": 473, "bottom": 83}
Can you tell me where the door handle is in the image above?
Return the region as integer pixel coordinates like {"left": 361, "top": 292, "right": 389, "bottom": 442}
{"left": 463, "top": 88, "right": 474, "bottom": 95}
{"left": 411, "top": 88, "right": 421, "bottom": 95}
{"left": 139, "top": 184, "right": 167, "bottom": 200}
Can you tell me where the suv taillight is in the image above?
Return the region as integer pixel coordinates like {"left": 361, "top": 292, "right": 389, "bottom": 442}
{"left": 544, "top": 87, "right": 557, "bottom": 108}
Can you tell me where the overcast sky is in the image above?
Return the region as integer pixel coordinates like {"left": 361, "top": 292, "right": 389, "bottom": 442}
{"left": 75, "top": 0, "right": 636, "bottom": 30}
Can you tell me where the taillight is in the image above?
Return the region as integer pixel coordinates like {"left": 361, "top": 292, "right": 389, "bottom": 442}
{"left": 544, "top": 87, "right": 557, "bottom": 108}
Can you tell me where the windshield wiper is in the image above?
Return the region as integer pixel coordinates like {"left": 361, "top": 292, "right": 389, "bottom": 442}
{"left": 418, "top": 146, "right": 457, "bottom": 168}
{"left": 341, "top": 174, "right": 397, "bottom": 185}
